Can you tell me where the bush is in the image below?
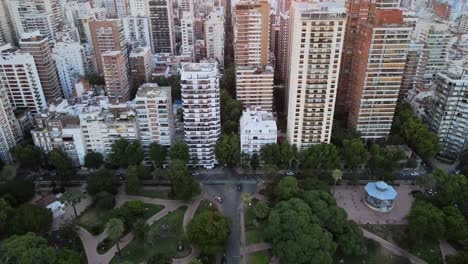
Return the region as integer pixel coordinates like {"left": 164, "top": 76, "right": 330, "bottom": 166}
{"left": 0, "top": 180, "right": 35, "bottom": 204}
{"left": 94, "top": 191, "right": 115, "bottom": 210}
{"left": 110, "top": 200, "right": 146, "bottom": 227}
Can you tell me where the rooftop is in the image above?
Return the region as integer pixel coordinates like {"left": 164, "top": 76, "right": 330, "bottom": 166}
{"left": 130, "top": 46, "right": 151, "bottom": 57}
{"left": 136, "top": 83, "right": 171, "bottom": 98}
{"left": 241, "top": 108, "right": 277, "bottom": 129}
{"left": 182, "top": 63, "right": 217, "bottom": 72}
{"left": 365, "top": 182, "right": 398, "bottom": 200}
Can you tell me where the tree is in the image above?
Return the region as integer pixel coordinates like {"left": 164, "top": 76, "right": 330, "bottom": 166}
{"left": 125, "top": 165, "right": 142, "bottom": 194}
{"left": 149, "top": 143, "right": 167, "bottom": 168}
{"left": 95, "top": 191, "right": 115, "bottom": 209}
{"left": 214, "top": 134, "right": 240, "bottom": 167}
{"left": 84, "top": 151, "right": 104, "bottom": 170}
{"left": 0, "top": 233, "right": 57, "bottom": 264}
{"left": 0, "top": 198, "right": 14, "bottom": 236}
{"left": 254, "top": 201, "right": 270, "bottom": 219}
{"left": 240, "top": 152, "right": 250, "bottom": 175}
{"left": 341, "top": 139, "right": 367, "bottom": 171}
{"left": 446, "top": 252, "right": 468, "bottom": 264}
{"left": 274, "top": 176, "right": 300, "bottom": 201}
{"left": 187, "top": 211, "right": 231, "bottom": 254}
{"left": 1, "top": 165, "right": 16, "bottom": 181}
{"left": 337, "top": 221, "right": 367, "bottom": 256}
{"left": 265, "top": 198, "right": 336, "bottom": 264}
{"left": 250, "top": 153, "right": 260, "bottom": 173}
{"left": 168, "top": 160, "right": 201, "bottom": 200}
{"left": 48, "top": 148, "right": 75, "bottom": 184}
{"left": 108, "top": 139, "right": 144, "bottom": 168}
{"left": 11, "top": 145, "right": 44, "bottom": 170}
{"left": 147, "top": 253, "right": 172, "bottom": 264}
{"left": 416, "top": 174, "right": 436, "bottom": 192}
{"left": 169, "top": 141, "right": 190, "bottom": 163}
{"left": 220, "top": 89, "right": 242, "bottom": 134}
{"left": 86, "top": 169, "right": 119, "bottom": 195}
{"left": 10, "top": 203, "right": 52, "bottom": 236}
{"left": 301, "top": 144, "right": 341, "bottom": 170}
{"left": 242, "top": 193, "right": 251, "bottom": 206}
{"left": 408, "top": 200, "right": 446, "bottom": 241}
{"left": 56, "top": 249, "right": 81, "bottom": 264}
{"left": 432, "top": 169, "right": 468, "bottom": 207}
{"left": 443, "top": 206, "right": 468, "bottom": 242}
{"left": 260, "top": 144, "right": 281, "bottom": 166}
{"left": 0, "top": 179, "right": 35, "bottom": 204}
{"left": 461, "top": 149, "right": 468, "bottom": 177}
{"left": 84, "top": 74, "right": 105, "bottom": 85}
{"left": 105, "top": 218, "right": 125, "bottom": 255}
{"left": 132, "top": 219, "right": 149, "bottom": 241}
{"left": 263, "top": 164, "right": 278, "bottom": 179}
{"left": 331, "top": 169, "right": 342, "bottom": 195}
{"left": 154, "top": 75, "right": 181, "bottom": 103}
{"left": 59, "top": 190, "right": 86, "bottom": 218}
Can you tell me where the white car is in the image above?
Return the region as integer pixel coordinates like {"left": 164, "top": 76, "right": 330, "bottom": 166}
{"left": 410, "top": 172, "right": 420, "bottom": 176}
{"left": 286, "top": 171, "right": 294, "bottom": 176}
{"left": 215, "top": 196, "right": 223, "bottom": 203}
{"left": 192, "top": 172, "right": 200, "bottom": 176}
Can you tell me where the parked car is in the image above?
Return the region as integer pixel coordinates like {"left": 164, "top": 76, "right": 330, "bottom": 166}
{"left": 215, "top": 196, "right": 223, "bottom": 203}
{"left": 237, "top": 184, "right": 242, "bottom": 191}
{"left": 192, "top": 172, "right": 200, "bottom": 176}
{"left": 286, "top": 171, "right": 294, "bottom": 176}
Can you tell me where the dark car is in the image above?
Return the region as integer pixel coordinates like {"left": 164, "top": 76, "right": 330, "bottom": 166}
{"left": 237, "top": 184, "right": 242, "bottom": 191}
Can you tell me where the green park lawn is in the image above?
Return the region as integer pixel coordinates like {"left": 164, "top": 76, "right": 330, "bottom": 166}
{"left": 362, "top": 224, "right": 442, "bottom": 264}
{"left": 110, "top": 207, "right": 189, "bottom": 263}
{"left": 244, "top": 199, "right": 267, "bottom": 245}
{"left": 334, "top": 239, "right": 411, "bottom": 264}
{"left": 79, "top": 203, "right": 163, "bottom": 236}
{"left": 247, "top": 251, "right": 271, "bottom": 264}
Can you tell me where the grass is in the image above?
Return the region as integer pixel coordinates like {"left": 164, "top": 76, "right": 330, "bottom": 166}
{"left": 334, "top": 239, "right": 411, "bottom": 264}
{"left": 244, "top": 200, "right": 267, "bottom": 245}
{"left": 247, "top": 251, "right": 271, "bottom": 264}
{"left": 79, "top": 203, "right": 164, "bottom": 236}
{"left": 110, "top": 207, "right": 189, "bottom": 263}
{"left": 362, "top": 224, "right": 442, "bottom": 264}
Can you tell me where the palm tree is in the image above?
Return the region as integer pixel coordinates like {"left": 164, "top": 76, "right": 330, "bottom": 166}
{"left": 59, "top": 190, "right": 87, "bottom": 218}
{"left": 106, "top": 218, "right": 125, "bottom": 255}
{"left": 331, "top": 169, "right": 343, "bottom": 195}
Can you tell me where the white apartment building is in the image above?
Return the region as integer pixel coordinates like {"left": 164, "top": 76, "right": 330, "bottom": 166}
{"left": 286, "top": 2, "right": 346, "bottom": 148}
{"left": 240, "top": 108, "right": 277, "bottom": 155}
{"left": 64, "top": 1, "right": 96, "bottom": 44}
{"left": 428, "top": 66, "right": 468, "bottom": 160}
{"left": 0, "top": 0, "right": 17, "bottom": 45}
{"left": 205, "top": 7, "right": 225, "bottom": 68}
{"left": 459, "top": 12, "right": 468, "bottom": 33}
{"left": 181, "top": 63, "right": 221, "bottom": 169}
{"left": 122, "top": 16, "right": 152, "bottom": 49}
{"left": 20, "top": 12, "right": 56, "bottom": 40}
{"left": 0, "top": 44, "right": 47, "bottom": 113}
{"left": 32, "top": 108, "right": 86, "bottom": 166}
{"left": 0, "top": 81, "right": 22, "bottom": 164}
{"left": 128, "top": 0, "right": 150, "bottom": 16}
{"left": 181, "top": 11, "right": 195, "bottom": 56}
{"left": 134, "top": 83, "right": 174, "bottom": 151}
{"left": 80, "top": 102, "right": 139, "bottom": 158}
{"left": 52, "top": 41, "right": 86, "bottom": 99}
{"left": 10, "top": 0, "right": 63, "bottom": 36}
{"left": 415, "top": 21, "right": 451, "bottom": 83}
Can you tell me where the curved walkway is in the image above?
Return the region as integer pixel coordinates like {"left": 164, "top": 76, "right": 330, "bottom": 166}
{"left": 78, "top": 192, "right": 208, "bottom": 264}
{"left": 361, "top": 228, "right": 428, "bottom": 264}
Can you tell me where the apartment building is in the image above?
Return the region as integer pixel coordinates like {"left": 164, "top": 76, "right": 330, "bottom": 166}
{"left": 234, "top": 0, "right": 274, "bottom": 111}
{"left": 129, "top": 47, "right": 153, "bottom": 92}
{"left": 134, "top": 83, "right": 174, "bottom": 151}
{"left": 433, "top": 3, "right": 451, "bottom": 21}
{"left": 181, "top": 11, "right": 195, "bottom": 56}
{"left": 149, "top": 0, "right": 176, "bottom": 54}
{"left": 285, "top": 1, "right": 346, "bottom": 148}
{"left": 20, "top": 12, "right": 55, "bottom": 40}
{"left": 52, "top": 41, "right": 86, "bottom": 99}
{"left": 128, "top": 0, "right": 150, "bottom": 16}
{"left": 205, "top": 7, "right": 225, "bottom": 68}
{"left": 0, "top": 0, "right": 17, "bottom": 45}
{"left": 102, "top": 50, "right": 131, "bottom": 102}
{"left": 89, "top": 19, "right": 127, "bottom": 74}
{"left": 459, "top": 12, "right": 468, "bottom": 33}
{"left": 347, "top": 9, "right": 412, "bottom": 140}
{"left": 275, "top": 12, "right": 289, "bottom": 84}
{"left": 19, "top": 32, "right": 62, "bottom": 103}
{"left": 181, "top": 63, "right": 220, "bottom": 169}
{"left": 0, "top": 81, "right": 22, "bottom": 164}
{"left": 10, "top": 0, "right": 63, "bottom": 36}
{"left": 428, "top": 67, "right": 468, "bottom": 160}
{"left": 32, "top": 109, "right": 86, "bottom": 166}
{"left": 399, "top": 43, "right": 426, "bottom": 100}
{"left": 240, "top": 108, "right": 277, "bottom": 155}
{"left": 122, "top": 16, "right": 152, "bottom": 49}
{"left": 0, "top": 44, "right": 47, "bottom": 113}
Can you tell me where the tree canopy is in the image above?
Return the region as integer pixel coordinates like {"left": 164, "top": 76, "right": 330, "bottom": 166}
{"left": 169, "top": 141, "right": 190, "bottom": 163}
{"left": 149, "top": 143, "right": 167, "bottom": 168}
{"left": 11, "top": 145, "right": 44, "bottom": 170}
{"left": 274, "top": 176, "right": 300, "bottom": 201}
{"left": 84, "top": 151, "right": 104, "bottom": 169}
{"left": 301, "top": 144, "right": 340, "bottom": 170}
{"left": 220, "top": 89, "right": 243, "bottom": 134}
{"left": 108, "top": 139, "right": 144, "bottom": 168}
{"left": 168, "top": 160, "right": 200, "bottom": 200}
{"left": 408, "top": 200, "right": 446, "bottom": 241}
{"left": 187, "top": 211, "right": 231, "bottom": 254}
{"left": 0, "top": 232, "right": 57, "bottom": 264}
{"left": 48, "top": 148, "right": 75, "bottom": 183}
{"left": 86, "top": 169, "right": 119, "bottom": 195}
{"left": 214, "top": 134, "right": 240, "bottom": 167}
{"left": 340, "top": 139, "right": 368, "bottom": 171}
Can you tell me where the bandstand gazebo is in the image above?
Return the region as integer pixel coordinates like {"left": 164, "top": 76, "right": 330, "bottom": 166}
{"left": 364, "top": 181, "right": 398, "bottom": 212}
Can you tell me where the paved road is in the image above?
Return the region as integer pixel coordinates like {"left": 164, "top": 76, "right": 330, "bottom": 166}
{"left": 200, "top": 168, "right": 257, "bottom": 264}
{"left": 361, "top": 228, "right": 428, "bottom": 264}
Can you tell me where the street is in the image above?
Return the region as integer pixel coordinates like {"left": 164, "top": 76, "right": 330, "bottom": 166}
{"left": 197, "top": 168, "right": 257, "bottom": 264}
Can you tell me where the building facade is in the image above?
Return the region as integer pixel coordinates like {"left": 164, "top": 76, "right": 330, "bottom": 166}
{"left": 286, "top": 1, "right": 346, "bottom": 148}
{"left": 129, "top": 47, "right": 153, "bottom": 93}
{"left": 240, "top": 108, "right": 277, "bottom": 155}
{"left": 122, "top": 16, "right": 152, "bottom": 49}
{"left": 181, "top": 63, "right": 220, "bottom": 168}
{"left": 102, "top": 50, "right": 131, "bottom": 102}
{"left": 149, "top": 0, "right": 176, "bottom": 54}
{"left": 0, "top": 81, "right": 22, "bottom": 164}
{"left": 205, "top": 7, "right": 225, "bottom": 68}
{"left": 347, "top": 9, "right": 412, "bottom": 140}
{"left": 52, "top": 41, "right": 86, "bottom": 99}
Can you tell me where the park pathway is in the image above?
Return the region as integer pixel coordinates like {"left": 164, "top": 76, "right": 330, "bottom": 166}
{"left": 77, "top": 192, "right": 209, "bottom": 264}
{"left": 440, "top": 240, "right": 457, "bottom": 264}
{"left": 361, "top": 228, "right": 428, "bottom": 264}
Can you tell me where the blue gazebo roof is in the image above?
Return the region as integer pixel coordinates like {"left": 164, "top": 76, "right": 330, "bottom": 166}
{"left": 365, "top": 181, "right": 398, "bottom": 200}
